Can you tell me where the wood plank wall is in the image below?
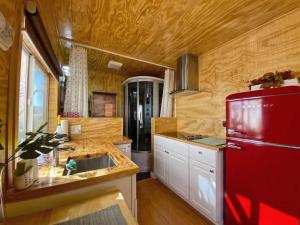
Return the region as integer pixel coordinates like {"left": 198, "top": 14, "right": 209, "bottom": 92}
{"left": 89, "top": 71, "right": 129, "bottom": 117}
{"left": 175, "top": 8, "right": 300, "bottom": 138}
{"left": 151, "top": 117, "right": 177, "bottom": 150}
{"left": 65, "top": 117, "right": 123, "bottom": 140}
{"left": 48, "top": 75, "right": 59, "bottom": 133}
{"left": 0, "top": 0, "right": 23, "bottom": 174}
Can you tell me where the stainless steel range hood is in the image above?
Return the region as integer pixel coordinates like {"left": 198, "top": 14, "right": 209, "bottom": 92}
{"left": 170, "top": 53, "right": 199, "bottom": 96}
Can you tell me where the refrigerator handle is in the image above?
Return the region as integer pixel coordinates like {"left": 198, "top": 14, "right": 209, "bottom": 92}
{"left": 227, "top": 142, "right": 243, "bottom": 150}
{"left": 227, "top": 129, "right": 243, "bottom": 135}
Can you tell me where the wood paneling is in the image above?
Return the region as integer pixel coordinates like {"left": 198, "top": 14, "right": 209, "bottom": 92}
{"left": 38, "top": 0, "right": 300, "bottom": 70}
{"left": 48, "top": 75, "right": 59, "bottom": 133}
{"left": 36, "top": 0, "right": 65, "bottom": 67}
{"left": 175, "top": 92, "right": 224, "bottom": 137}
{"left": 65, "top": 117, "right": 123, "bottom": 140}
{"left": 89, "top": 70, "right": 128, "bottom": 116}
{"left": 176, "top": 8, "right": 300, "bottom": 138}
{"left": 0, "top": 0, "right": 14, "bottom": 162}
{"left": 88, "top": 49, "right": 164, "bottom": 77}
{"left": 151, "top": 117, "right": 177, "bottom": 151}
{"left": 0, "top": 0, "right": 23, "bottom": 186}
{"left": 137, "top": 179, "right": 212, "bottom": 225}
{"left": 91, "top": 92, "right": 116, "bottom": 117}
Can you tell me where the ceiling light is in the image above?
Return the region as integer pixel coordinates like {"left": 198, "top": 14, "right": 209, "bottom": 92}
{"left": 108, "top": 60, "right": 123, "bottom": 70}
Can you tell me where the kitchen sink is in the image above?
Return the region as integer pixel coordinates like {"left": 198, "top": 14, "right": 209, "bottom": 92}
{"left": 62, "top": 154, "right": 116, "bottom": 176}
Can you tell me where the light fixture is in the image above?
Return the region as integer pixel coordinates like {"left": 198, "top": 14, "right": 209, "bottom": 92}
{"left": 108, "top": 60, "right": 123, "bottom": 70}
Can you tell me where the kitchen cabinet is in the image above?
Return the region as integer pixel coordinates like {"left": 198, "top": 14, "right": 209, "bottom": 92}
{"left": 154, "top": 135, "right": 223, "bottom": 225}
{"left": 154, "top": 136, "right": 189, "bottom": 200}
{"left": 153, "top": 143, "right": 168, "bottom": 183}
{"left": 115, "top": 143, "right": 131, "bottom": 159}
{"left": 190, "top": 159, "right": 216, "bottom": 221}
{"left": 168, "top": 151, "right": 189, "bottom": 200}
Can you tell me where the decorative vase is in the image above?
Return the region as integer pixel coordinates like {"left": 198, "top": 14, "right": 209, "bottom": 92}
{"left": 31, "top": 158, "right": 39, "bottom": 181}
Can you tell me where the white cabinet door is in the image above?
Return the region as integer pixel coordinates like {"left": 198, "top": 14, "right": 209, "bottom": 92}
{"left": 189, "top": 159, "right": 216, "bottom": 221}
{"left": 154, "top": 144, "right": 168, "bottom": 184}
{"left": 168, "top": 151, "right": 189, "bottom": 200}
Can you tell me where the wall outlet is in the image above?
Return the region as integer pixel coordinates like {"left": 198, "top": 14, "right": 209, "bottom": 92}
{"left": 70, "top": 125, "right": 81, "bottom": 135}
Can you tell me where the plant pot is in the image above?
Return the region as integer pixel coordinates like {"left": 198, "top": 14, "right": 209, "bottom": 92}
{"left": 31, "top": 158, "right": 39, "bottom": 181}
{"left": 13, "top": 166, "right": 34, "bottom": 190}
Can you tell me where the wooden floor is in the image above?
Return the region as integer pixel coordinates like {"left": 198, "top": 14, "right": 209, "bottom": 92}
{"left": 137, "top": 178, "right": 212, "bottom": 225}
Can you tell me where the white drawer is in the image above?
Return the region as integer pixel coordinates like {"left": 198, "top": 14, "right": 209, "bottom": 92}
{"left": 167, "top": 138, "right": 188, "bottom": 157}
{"left": 154, "top": 135, "right": 188, "bottom": 157}
{"left": 189, "top": 145, "right": 217, "bottom": 167}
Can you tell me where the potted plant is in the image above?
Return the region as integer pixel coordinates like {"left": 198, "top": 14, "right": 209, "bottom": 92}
{"left": 0, "top": 122, "right": 65, "bottom": 221}
{"left": 250, "top": 70, "right": 299, "bottom": 90}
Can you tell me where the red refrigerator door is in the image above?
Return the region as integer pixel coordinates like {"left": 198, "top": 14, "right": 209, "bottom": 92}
{"left": 225, "top": 140, "right": 300, "bottom": 225}
{"left": 226, "top": 86, "right": 300, "bottom": 146}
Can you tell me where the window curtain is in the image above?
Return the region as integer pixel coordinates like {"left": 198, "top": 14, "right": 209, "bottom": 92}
{"left": 160, "top": 69, "right": 175, "bottom": 117}
{"left": 64, "top": 46, "right": 88, "bottom": 117}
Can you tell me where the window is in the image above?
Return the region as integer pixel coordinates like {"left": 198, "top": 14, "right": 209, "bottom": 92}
{"left": 18, "top": 46, "right": 49, "bottom": 143}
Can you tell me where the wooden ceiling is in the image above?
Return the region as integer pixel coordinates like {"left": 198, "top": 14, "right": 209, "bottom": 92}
{"left": 87, "top": 49, "right": 165, "bottom": 77}
{"left": 37, "top": 0, "right": 300, "bottom": 75}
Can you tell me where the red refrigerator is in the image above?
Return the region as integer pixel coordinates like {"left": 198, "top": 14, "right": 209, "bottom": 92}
{"left": 225, "top": 86, "right": 300, "bottom": 225}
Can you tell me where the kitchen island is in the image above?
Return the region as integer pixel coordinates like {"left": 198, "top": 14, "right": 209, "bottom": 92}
{"left": 5, "top": 137, "right": 139, "bottom": 219}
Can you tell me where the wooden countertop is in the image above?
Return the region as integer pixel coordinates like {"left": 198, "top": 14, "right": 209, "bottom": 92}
{"left": 111, "top": 136, "right": 133, "bottom": 145}
{"left": 2, "top": 190, "right": 138, "bottom": 225}
{"left": 6, "top": 138, "right": 139, "bottom": 203}
{"left": 155, "top": 133, "right": 225, "bottom": 151}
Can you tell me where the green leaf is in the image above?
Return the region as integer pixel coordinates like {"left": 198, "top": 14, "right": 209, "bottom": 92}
{"left": 36, "top": 122, "right": 48, "bottom": 133}
{"left": 37, "top": 146, "right": 53, "bottom": 154}
{"left": 25, "top": 132, "right": 35, "bottom": 136}
{"left": 45, "top": 141, "right": 60, "bottom": 148}
{"left": 19, "top": 150, "right": 40, "bottom": 159}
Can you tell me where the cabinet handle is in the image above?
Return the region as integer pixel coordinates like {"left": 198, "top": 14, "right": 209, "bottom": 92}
{"left": 198, "top": 151, "right": 203, "bottom": 154}
{"left": 166, "top": 151, "right": 169, "bottom": 154}
{"left": 209, "top": 169, "right": 214, "bottom": 173}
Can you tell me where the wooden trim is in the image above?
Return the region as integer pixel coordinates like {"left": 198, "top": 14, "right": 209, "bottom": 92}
{"left": 25, "top": 10, "right": 62, "bottom": 78}
{"left": 60, "top": 36, "right": 175, "bottom": 70}
{"left": 48, "top": 76, "right": 59, "bottom": 133}
{"left": 23, "top": 31, "right": 51, "bottom": 76}
{"left": 6, "top": 2, "right": 25, "bottom": 187}
{"left": 92, "top": 91, "right": 117, "bottom": 96}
